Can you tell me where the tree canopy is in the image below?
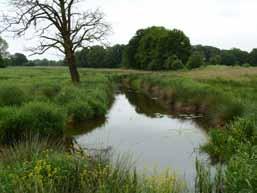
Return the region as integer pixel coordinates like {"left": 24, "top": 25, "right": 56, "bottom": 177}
{"left": 75, "top": 45, "right": 124, "bottom": 68}
{"left": 122, "top": 26, "right": 191, "bottom": 70}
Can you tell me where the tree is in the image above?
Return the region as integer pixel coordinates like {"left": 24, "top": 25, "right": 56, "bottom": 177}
{"left": 11, "top": 53, "right": 28, "bottom": 66}
{"left": 187, "top": 52, "right": 205, "bottom": 69}
{"left": 220, "top": 50, "right": 237, "bottom": 66}
{"left": 192, "top": 45, "right": 221, "bottom": 63}
{"left": 0, "top": 54, "right": 5, "bottom": 68}
{"left": 249, "top": 49, "right": 257, "bottom": 66}
{"left": 164, "top": 55, "right": 184, "bottom": 70}
{"left": 0, "top": 36, "right": 8, "bottom": 57}
{"left": 122, "top": 26, "right": 191, "bottom": 70}
{"left": 2, "top": 0, "right": 110, "bottom": 83}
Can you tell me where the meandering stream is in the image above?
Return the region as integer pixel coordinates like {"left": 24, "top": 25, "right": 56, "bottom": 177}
{"left": 74, "top": 90, "right": 209, "bottom": 186}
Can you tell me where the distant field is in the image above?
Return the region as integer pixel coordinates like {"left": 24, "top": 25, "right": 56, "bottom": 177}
{"left": 174, "top": 65, "right": 257, "bottom": 81}
{"left": 9, "top": 65, "right": 257, "bottom": 81}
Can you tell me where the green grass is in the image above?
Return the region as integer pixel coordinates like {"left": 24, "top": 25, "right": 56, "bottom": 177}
{"left": 0, "top": 67, "right": 114, "bottom": 144}
{"left": 0, "top": 138, "right": 185, "bottom": 193}
{"left": 1, "top": 66, "right": 257, "bottom": 192}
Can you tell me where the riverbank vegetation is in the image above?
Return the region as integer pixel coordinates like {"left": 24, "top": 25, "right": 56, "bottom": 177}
{"left": 0, "top": 66, "right": 256, "bottom": 192}
{"left": 0, "top": 68, "right": 114, "bottom": 144}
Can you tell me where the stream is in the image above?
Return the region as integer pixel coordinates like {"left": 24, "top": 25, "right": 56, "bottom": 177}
{"left": 74, "top": 90, "right": 209, "bottom": 187}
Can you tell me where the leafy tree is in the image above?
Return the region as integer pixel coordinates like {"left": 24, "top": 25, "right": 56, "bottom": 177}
{"left": 209, "top": 55, "right": 222, "bottom": 65}
{"left": 104, "top": 45, "right": 125, "bottom": 68}
{"left": 249, "top": 49, "right": 257, "bottom": 66}
{"left": 220, "top": 50, "right": 238, "bottom": 66}
{"left": 123, "top": 26, "right": 191, "bottom": 70}
{"left": 186, "top": 52, "right": 205, "bottom": 69}
{"left": 193, "top": 45, "right": 220, "bottom": 63}
{"left": 0, "top": 54, "right": 5, "bottom": 68}
{"left": 11, "top": 53, "right": 28, "bottom": 66}
{"left": 75, "top": 44, "right": 125, "bottom": 68}
{"left": 230, "top": 48, "right": 249, "bottom": 65}
{"left": 164, "top": 55, "right": 184, "bottom": 70}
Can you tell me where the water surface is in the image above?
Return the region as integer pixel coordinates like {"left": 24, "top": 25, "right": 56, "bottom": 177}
{"left": 75, "top": 90, "right": 208, "bottom": 186}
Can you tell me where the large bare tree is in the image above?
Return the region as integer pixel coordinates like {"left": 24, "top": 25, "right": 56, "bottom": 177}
{"left": 1, "top": 0, "right": 110, "bottom": 83}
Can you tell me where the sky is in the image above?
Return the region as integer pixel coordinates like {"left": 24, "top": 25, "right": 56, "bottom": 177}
{"left": 1, "top": 0, "right": 257, "bottom": 60}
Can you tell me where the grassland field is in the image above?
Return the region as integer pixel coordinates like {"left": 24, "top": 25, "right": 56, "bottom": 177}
{"left": 0, "top": 65, "right": 257, "bottom": 193}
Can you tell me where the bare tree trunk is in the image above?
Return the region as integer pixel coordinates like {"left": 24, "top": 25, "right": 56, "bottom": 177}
{"left": 66, "top": 50, "right": 80, "bottom": 83}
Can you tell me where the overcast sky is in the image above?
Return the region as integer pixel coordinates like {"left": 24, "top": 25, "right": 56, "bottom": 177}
{"left": 1, "top": 0, "right": 257, "bottom": 60}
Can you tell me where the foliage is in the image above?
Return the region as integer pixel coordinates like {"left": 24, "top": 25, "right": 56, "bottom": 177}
{"left": 164, "top": 55, "right": 184, "bottom": 70}
{"left": 10, "top": 53, "right": 28, "bottom": 66}
{"left": 123, "top": 26, "right": 191, "bottom": 70}
{"left": 249, "top": 48, "right": 257, "bottom": 66}
{"left": 0, "top": 138, "right": 185, "bottom": 193}
{"left": 0, "top": 36, "right": 8, "bottom": 57}
{"left": 202, "top": 117, "right": 257, "bottom": 162}
{"left": 0, "top": 54, "right": 6, "bottom": 68}
{"left": 0, "top": 101, "right": 65, "bottom": 144}
{"left": 75, "top": 44, "right": 125, "bottom": 68}
{"left": 186, "top": 52, "right": 205, "bottom": 69}
{"left": 0, "top": 84, "right": 26, "bottom": 106}
{"left": 0, "top": 68, "right": 114, "bottom": 144}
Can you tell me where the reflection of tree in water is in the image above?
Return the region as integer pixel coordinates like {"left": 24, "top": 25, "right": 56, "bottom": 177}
{"left": 65, "top": 116, "right": 107, "bottom": 136}
{"left": 124, "top": 91, "right": 169, "bottom": 118}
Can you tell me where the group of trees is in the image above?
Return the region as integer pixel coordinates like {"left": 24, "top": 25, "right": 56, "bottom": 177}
{"left": 75, "top": 45, "right": 124, "bottom": 68}
{"left": 122, "top": 26, "right": 257, "bottom": 70}
{"left": 3, "top": 25, "right": 257, "bottom": 71}
{"left": 192, "top": 45, "right": 257, "bottom": 67}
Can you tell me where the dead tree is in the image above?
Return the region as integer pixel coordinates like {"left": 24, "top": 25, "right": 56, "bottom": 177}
{"left": 1, "top": 0, "right": 110, "bottom": 83}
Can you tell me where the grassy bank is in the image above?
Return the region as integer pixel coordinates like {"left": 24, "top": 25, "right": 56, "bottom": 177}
{"left": 1, "top": 66, "right": 257, "bottom": 192}
{"left": 0, "top": 138, "right": 185, "bottom": 193}
{"left": 123, "top": 73, "right": 243, "bottom": 128}
{"left": 0, "top": 67, "right": 114, "bottom": 144}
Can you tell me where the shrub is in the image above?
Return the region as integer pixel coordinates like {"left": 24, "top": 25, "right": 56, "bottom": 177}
{"left": 67, "top": 100, "right": 94, "bottom": 122}
{"left": 0, "top": 101, "right": 65, "bottom": 144}
{"left": 225, "top": 145, "right": 257, "bottom": 193}
{"left": 57, "top": 86, "right": 109, "bottom": 122}
{"left": 0, "top": 85, "right": 26, "bottom": 106}
{"left": 187, "top": 52, "right": 205, "bottom": 69}
{"left": 202, "top": 117, "right": 257, "bottom": 162}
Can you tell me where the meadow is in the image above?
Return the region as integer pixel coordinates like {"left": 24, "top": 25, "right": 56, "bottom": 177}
{"left": 0, "top": 66, "right": 257, "bottom": 193}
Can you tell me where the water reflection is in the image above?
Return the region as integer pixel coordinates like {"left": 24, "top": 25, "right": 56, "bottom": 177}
{"left": 66, "top": 116, "right": 107, "bottom": 136}
{"left": 74, "top": 90, "right": 209, "bottom": 187}
{"left": 125, "top": 90, "right": 168, "bottom": 118}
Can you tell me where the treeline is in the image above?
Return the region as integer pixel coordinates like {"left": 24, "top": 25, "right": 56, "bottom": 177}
{"left": 2, "top": 26, "right": 257, "bottom": 70}
{"left": 75, "top": 45, "right": 124, "bottom": 68}
{"left": 75, "top": 26, "right": 257, "bottom": 70}
{"left": 193, "top": 45, "right": 257, "bottom": 67}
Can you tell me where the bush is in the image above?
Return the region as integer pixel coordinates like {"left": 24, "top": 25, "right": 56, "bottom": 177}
{"left": 67, "top": 100, "right": 94, "bottom": 122}
{"left": 202, "top": 117, "right": 257, "bottom": 162}
{"left": 187, "top": 52, "right": 205, "bottom": 69}
{"left": 0, "top": 85, "right": 26, "bottom": 106}
{"left": 57, "top": 86, "right": 109, "bottom": 122}
{"left": 225, "top": 145, "right": 257, "bottom": 193}
{"left": 0, "top": 101, "right": 65, "bottom": 144}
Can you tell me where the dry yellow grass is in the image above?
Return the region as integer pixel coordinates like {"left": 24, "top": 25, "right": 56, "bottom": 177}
{"left": 174, "top": 65, "right": 257, "bottom": 81}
